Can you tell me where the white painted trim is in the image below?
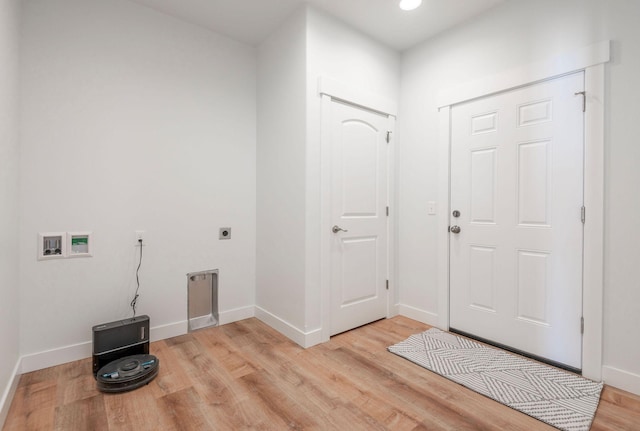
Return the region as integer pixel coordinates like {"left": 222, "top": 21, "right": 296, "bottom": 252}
{"left": 387, "top": 115, "right": 398, "bottom": 320}
{"left": 602, "top": 366, "right": 640, "bottom": 396}
{"left": 436, "top": 44, "right": 607, "bottom": 381}
{"left": 255, "top": 306, "right": 323, "bottom": 348}
{"left": 438, "top": 40, "right": 610, "bottom": 108}
{"left": 320, "top": 93, "right": 333, "bottom": 344}
{"left": 581, "top": 63, "right": 605, "bottom": 381}
{"left": 388, "top": 303, "right": 400, "bottom": 318}
{"left": 218, "top": 305, "right": 255, "bottom": 325}
{"left": 436, "top": 106, "right": 451, "bottom": 331}
{"left": 18, "top": 306, "right": 255, "bottom": 374}
{"left": 398, "top": 304, "right": 439, "bottom": 327}
{"left": 318, "top": 77, "right": 398, "bottom": 116}
{"left": 20, "top": 319, "right": 186, "bottom": 374}
{"left": 150, "top": 320, "right": 188, "bottom": 342}
{"left": 20, "top": 340, "right": 92, "bottom": 374}
{"left": 0, "top": 358, "right": 21, "bottom": 430}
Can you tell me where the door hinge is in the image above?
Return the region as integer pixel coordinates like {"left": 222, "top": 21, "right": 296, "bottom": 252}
{"left": 581, "top": 317, "right": 584, "bottom": 334}
{"left": 386, "top": 279, "right": 389, "bottom": 290}
{"left": 386, "top": 131, "right": 392, "bottom": 143}
{"left": 386, "top": 206, "right": 389, "bottom": 216}
{"left": 575, "top": 91, "right": 586, "bottom": 112}
{"left": 581, "top": 206, "right": 586, "bottom": 224}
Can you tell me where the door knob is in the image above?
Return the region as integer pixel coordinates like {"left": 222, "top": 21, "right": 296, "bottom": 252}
{"left": 332, "top": 225, "right": 348, "bottom": 233}
{"left": 450, "top": 225, "right": 461, "bottom": 234}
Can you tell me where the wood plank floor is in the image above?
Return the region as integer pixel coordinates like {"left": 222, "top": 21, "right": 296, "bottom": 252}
{"left": 4, "top": 316, "right": 640, "bottom": 430}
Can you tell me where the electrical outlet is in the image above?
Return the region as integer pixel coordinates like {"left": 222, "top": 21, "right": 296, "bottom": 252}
{"left": 219, "top": 227, "right": 231, "bottom": 240}
{"left": 135, "top": 230, "right": 145, "bottom": 246}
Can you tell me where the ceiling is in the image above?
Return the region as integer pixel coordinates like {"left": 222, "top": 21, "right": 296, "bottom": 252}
{"left": 128, "top": 0, "right": 506, "bottom": 51}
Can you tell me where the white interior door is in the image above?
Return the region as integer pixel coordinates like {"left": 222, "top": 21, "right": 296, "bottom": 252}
{"left": 449, "top": 72, "right": 585, "bottom": 369}
{"left": 329, "top": 100, "right": 392, "bottom": 336}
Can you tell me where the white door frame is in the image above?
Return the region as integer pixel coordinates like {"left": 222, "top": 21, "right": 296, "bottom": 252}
{"left": 318, "top": 78, "right": 398, "bottom": 343}
{"left": 436, "top": 41, "right": 609, "bottom": 381}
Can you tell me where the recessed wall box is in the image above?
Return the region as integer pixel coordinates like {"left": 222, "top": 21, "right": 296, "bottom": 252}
{"left": 187, "top": 270, "right": 219, "bottom": 332}
{"left": 38, "top": 232, "right": 66, "bottom": 260}
{"left": 68, "top": 231, "right": 92, "bottom": 257}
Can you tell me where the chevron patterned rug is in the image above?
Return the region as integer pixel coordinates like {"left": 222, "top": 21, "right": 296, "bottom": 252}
{"left": 388, "top": 329, "right": 603, "bottom": 431}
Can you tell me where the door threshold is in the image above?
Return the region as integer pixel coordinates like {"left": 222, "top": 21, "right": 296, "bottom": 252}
{"left": 330, "top": 317, "right": 387, "bottom": 338}
{"left": 449, "top": 327, "right": 582, "bottom": 375}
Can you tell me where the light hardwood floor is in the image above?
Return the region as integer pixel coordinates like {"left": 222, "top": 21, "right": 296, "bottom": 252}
{"left": 3, "top": 316, "right": 640, "bottom": 430}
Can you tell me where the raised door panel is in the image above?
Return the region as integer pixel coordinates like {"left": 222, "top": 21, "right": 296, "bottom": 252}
{"left": 329, "top": 101, "right": 390, "bottom": 336}
{"left": 340, "top": 121, "right": 379, "bottom": 217}
{"left": 450, "top": 72, "right": 584, "bottom": 369}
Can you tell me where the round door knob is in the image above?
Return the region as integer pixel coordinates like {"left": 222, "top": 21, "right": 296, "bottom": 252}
{"left": 332, "top": 225, "right": 348, "bottom": 233}
{"left": 450, "top": 225, "right": 461, "bottom": 234}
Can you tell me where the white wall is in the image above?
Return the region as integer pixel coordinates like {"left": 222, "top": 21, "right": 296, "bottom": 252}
{"left": 19, "top": 0, "right": 256, "bottom": 366}
{"left": 0, "top": 0, "right": 21, "bottom": 423}
{"left": 14, "top": 0, "right": 638, "bottom": 400}
{"left": 305, "top": 7, "right": 400, "bottom": 332}
{"left": 256, "top": 8, "right": 308, "bottom": 333}
{"left": 256, "top": 6, "right": 399, "bottom": 345}
{"left": 399, "top": 0, "right": 640, "bottom": 393}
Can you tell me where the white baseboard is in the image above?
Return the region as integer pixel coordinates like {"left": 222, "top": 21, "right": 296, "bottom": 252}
{"left": 388, "top": 303, "right": 400, "bottom": 317}
{"left": 20, "top": 341, "right": 92, "bottom": 374}
{"left": 155, "top": 307, "right": 256, "bottom": 339}
{"left": 20, "top": 320, "right": 185, "bottom": 374}
{"left": 398, "top": 304, "right": 440, "bottom": 327}
{"left": 149, "top": 320, "right": 187, "bottom": 342}
{"left": 254, "top": 306, "right": 323, "bottom": 348}
{"left": 0, "top": 358, "right": 21, "bottom": 430}
{"left": 219, "top": 305, "right": 255, "bottom": 325}
{"left": 300, "top": 328, "right": 324, "bottom": 348}
{"left": 602, "top": 365, "right": 640, "bottom": 396}
{"left": 18, "top": 308, "right": 259, "bottom": 375}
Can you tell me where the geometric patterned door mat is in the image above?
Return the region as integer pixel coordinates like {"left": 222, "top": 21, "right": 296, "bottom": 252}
{"left": 388, "top": 328, "right": 603, "bottom": 431}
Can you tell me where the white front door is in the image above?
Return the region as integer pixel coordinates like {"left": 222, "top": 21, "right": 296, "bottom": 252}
{"left": 329, "top": 100, "right": 392, "bottom": 336}
{"left": 449, "top": 72, "right": 585, "bottom": 369}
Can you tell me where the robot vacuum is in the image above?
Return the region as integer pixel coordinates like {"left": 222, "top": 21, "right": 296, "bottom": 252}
{"left": 96, "top": 354, "right": 159, "bottom": 393}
